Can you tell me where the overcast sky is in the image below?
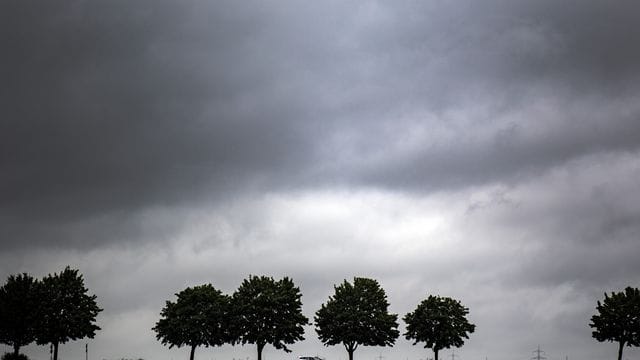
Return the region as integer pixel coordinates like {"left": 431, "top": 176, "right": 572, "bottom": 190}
{"left": 2, "top": 1, "right": 640, "bottom": 360}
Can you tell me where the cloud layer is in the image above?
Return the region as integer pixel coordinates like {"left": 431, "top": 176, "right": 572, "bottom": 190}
{"left": 2, "top": 1, "right": 640, "bottom": 360}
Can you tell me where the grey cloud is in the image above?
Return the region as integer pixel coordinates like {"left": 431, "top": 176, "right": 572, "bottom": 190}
{"left": 458, "top": 151, "right": 640, "bottom": 292}
{"left": 1, "top": 1, "right": 328, "bottom": 248}
{"left": 332, "top": 0, "right": 640, "bottom": 192}
{"left": 358, "top": 96, "right": 640, "bottom": 192}
{"left": 4, "top": 0, "right": 640, "bottom": 237}
{"left": 2, "top": 5, "right": 640, "bottom": 360}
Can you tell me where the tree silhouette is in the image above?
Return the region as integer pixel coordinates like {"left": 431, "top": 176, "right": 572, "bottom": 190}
{"left": 590, "top": 286, "right": 640, "bottom": 360}
{"left": 232, "top": 275, "right": 308, "bottom": 360}
{"left": 153, "top": 284, "right": 232, "bottom": 360}
{"left": 0, "top": 273, "right": 40, "bottom": 356}
{"left": 403, "top": 295, "right": 475, "bottom": 360}
{"left": 35, "top": 267, "right": 102, "bottom": 360}
{"left": 314, "top": 277, "right": 399, "bottom": 360}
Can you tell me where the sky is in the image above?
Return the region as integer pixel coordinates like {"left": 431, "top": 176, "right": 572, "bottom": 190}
{"left": 2, "top": 1, "right": 640, "bottom": 360}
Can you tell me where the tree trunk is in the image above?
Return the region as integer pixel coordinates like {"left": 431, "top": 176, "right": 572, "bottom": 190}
{"left": 617, "top": 341, "right": 624, "bottom": 360}
{"left": 348, "top": 349, "right": 354, "bottom": 360}
{"left": 434, "top": 349, "right": 439, "bottom": 360}
{"left": 13, "top": 343, "right": 19, "bottom": 355}
{"left": 53, "top": 342, "right": 59, "bottom": 360}
{"left": 257, "top": 342, "right": 265, "bottom": 360}
{"left": 190, "top": 344, "right": 197, "bottom": 360}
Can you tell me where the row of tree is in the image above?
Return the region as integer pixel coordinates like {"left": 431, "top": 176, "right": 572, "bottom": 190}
{"left": 1, "top": 269, "right": 638, "bottom": 360}
{"left": 153, "top": 276, "right": 475, "bottom": 360}
{"left": 0, "top": 267, "right": 102, "bottom": 360}
{"left": 155, "top": 277, "right": 640, "bottom": 360}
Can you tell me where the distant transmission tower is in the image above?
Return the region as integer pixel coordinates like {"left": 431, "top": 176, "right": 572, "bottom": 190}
{"left": 450, "top": 349, "right": 458, "bottom": 360}
{"left": 531, "top": 345, "right": 547, "bottom": 360}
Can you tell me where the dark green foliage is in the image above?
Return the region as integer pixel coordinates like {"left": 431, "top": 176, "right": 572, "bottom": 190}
{"left": 1, "top": 352, "right": 30, "bottom": 360}
{"left": 153, "top": 284, "right": 232, "bottom": 360}
{"left": 0, "top": 274, "right": 40, "bottom": 355}
{"left": 403, "top": 295, "right": 475, "bottom": 360}
{"left": 590, "top": 287, "right": 640, "bottom": 360}
{"left": 35, "top": 267, "right": 102, "bottom": 360}
{"left": 232, "top": 275, "right": 309, "bottom": 360}
{"left": 314, "top": 277, "right": 399, "bottom": 360}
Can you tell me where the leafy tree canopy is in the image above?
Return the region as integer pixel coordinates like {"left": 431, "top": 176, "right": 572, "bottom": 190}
{"left": 590, "top": 287, "right": 640, "bottom": 360}
{"left": 0, "top": 273, "right": 40, "bottom": 355}
{"left": 232, "top": 275, "right": 308, "bottom": 360}
{"left": 403, "top": 295, "right": 475, "bottom": 360}
{"left": 153, "top": 284, "right": 232, "bottom": 360}
{"left": 36, "top": 266, "right": 102, "bottom": 360}
{"left": 314, "top": 277, "right": 399, "bottom": 360}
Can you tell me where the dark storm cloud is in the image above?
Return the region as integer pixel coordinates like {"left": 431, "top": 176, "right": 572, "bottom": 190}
{"left": 4, "top": 3, "right": 640, "bottom": 360}
{"left": 342, "top": 0, "right": 640, "bottom": 191}
{"left": 361, "top": 102, "right": 640, "bottom": 191}
{"left": 1, "top": 1, "right": 311, "bottom": 214}
{"left": 3, "top": 0, "right": 640, "bottom": 250}
{"left": 1, "top": 1, "right": 329, "bottom": 248}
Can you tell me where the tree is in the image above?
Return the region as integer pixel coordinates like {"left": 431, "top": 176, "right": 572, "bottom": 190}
{"left": 232, "top": 275, "right": 308, "bottom": 360}
{"left": 0, "top": 273, "right": 40, "bottom": 355}
{"left": 153, "top": 284, "right": 232, "bottom": 360}
{"left": 314, "top": 277, "right": 399, "bottom": 360}
{"left": 403, "top": 295, "right": 475, "bottom": 360}
{"left": 35, "top": 267, "right": 102, "bottom": 360}
{"left": 590, "top": 287, "right": 640, "bottom": 360}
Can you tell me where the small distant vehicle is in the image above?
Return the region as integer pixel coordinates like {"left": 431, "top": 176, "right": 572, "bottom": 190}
{"left": 299, "top": 356, "right": 324, "bottom": 360}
